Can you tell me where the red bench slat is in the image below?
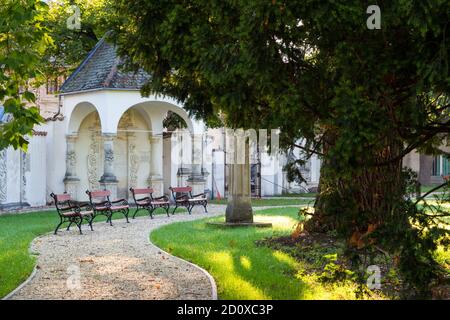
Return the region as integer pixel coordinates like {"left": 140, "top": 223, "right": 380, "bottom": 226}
{"left": 89, "top": 190, "right": 110, "bottom": 198}
{"left": 54, "top": 194, "right": 71, "bottom": 202}
{"left": 131, "top": 188, "right": 154, "bottom": 195}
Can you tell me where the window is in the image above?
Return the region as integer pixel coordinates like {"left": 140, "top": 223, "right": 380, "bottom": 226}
{"left": 432, "top": 155, "right": 450, "bottom": 176}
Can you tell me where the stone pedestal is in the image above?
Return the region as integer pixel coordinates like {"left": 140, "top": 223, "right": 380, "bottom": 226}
{"left": 149, "top": 134, "right": 164, "bottom": 196}
{"left": 225, "top": 131, "right": 253, "bottom": 223}
{"left": 177, "top": 167, "right": 191, "bottom": 187}
{"left": 64, "top": 134, "right": 80, "bottom": 199}
{"left": 99, "top": 181, "right": 118, "bottom": 200}
{"left": 64, "top": 178, "right": 80, "bottom": 199}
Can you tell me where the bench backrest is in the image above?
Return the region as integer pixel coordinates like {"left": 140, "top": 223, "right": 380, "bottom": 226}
{"left": 50, "top": 193, "right": 74, "bottom": 213}
{"left": 51, "top": 193, "right": 71, "bottom": 203}
{"left": 86, "top": 190, "right": 111, "bottom": 205}
{"left": 170, "top": 186, "right": 192, "bottom": 193}
{"left": 130, "top": 187, "right": 154, "bottom": 195}
{"left": 169, "top": 186, "right": 192, "bottom": 201}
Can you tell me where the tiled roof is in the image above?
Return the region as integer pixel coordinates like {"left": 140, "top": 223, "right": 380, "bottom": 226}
{"left": 60, "top": 37, "right": 150, "bottom": 94}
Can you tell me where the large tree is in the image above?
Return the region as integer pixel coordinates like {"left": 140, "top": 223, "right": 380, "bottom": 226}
{"left": 0, "top": 0, "right": 51, "bottom": 151}
{"left": 111, "top": 1, "right": 449, "bottom": 293}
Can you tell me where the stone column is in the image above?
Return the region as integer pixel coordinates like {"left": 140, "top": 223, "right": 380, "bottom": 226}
{"left": 148, "top": 134, "right": 164, "bottom": 196}
{"left": 187, "top": 133, "right": 206, "bottom": 195}
{"left": 99, "top": 133, "right": 118, "bottom": 198}
{"left": 225, "top": 130, "right": 253, "bottom": 223}
{"left": 64, "top": 134, "right": 80, "bottom": 199}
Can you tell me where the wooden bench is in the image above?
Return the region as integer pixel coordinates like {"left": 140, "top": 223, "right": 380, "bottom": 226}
{"left": 86, "top": 190, "right": 130, "bottom": 226}
{"left": 129, "top": 187, "right": 170, "bottom": 219}
{"left": 169, "top": 186, "right": 208, "bottom": 215}
{"left": 50, "top": 193, "right": 94, "bottom": 235}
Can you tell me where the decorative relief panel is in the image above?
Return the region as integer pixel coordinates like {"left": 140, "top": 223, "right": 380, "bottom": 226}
{"left": 128, "top": 142, "right": 139, "bottom": 188}
{"left": 87, "top": 118, "right": 101, "bottom": 190}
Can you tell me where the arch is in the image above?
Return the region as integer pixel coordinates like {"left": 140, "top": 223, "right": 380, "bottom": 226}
{"left": 115, "top": 103, "right": 153, "bottom": 134}
{"left": 67, "top": 102, "right": 102, "bottom": 135}
{"left": 113, "top": 100, "right": 194, "bottom": 135}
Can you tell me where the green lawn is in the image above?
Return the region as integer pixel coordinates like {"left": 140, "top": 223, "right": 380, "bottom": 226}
{"left": 276, "top": 193, "right": 318, "bottom": 198}
{"left": 421, "top": 184, "right": 446, "bottom": 193}
{"left": 209, "top": 198, "right": 314, "bottom": 207}
{"left": 151, "top": 207, "right": 363, "bottom": 300}
{"left": 0, "top": 207, "right": 182, "bottom": 298}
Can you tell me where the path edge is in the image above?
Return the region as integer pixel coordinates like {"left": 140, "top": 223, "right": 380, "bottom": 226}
{"left": 149, "top": 220, "right": 219, "bottom": 300}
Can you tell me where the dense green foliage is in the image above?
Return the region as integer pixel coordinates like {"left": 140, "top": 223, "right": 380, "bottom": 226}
{"left": 0, "top": 0, "right": 50, "bottom": 151}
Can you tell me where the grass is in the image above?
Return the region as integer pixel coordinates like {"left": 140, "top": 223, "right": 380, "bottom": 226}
{"left": 276, "top": 193, "right": 318, "bottom": 198}
{"left": 421, "top": 184, "right": 446, "bottom": 193}
{"left": 151, "top": 207, "right": 366, "bottom": 300}
{"left": 209, "top": 198, "right": 314, "bottom": 207}
{"left": 0, "top": 207, "right": 183, "bottom": 298}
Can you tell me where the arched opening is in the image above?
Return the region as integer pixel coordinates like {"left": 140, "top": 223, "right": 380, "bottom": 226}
{"left": 75, "top": 110, "right": 102, "bottom": 197}
{"left": 115, "top": 107, "right": 153, "bottom": 199}
{"left": 68, "top": 102, "right": 101, "bottom": 135}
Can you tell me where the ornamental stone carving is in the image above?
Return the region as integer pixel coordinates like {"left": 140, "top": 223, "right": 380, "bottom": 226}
{"left": 128, "top": 142, "right": 139, "bottom": 188}
{"left": 105, "top": 149, "right": 114, "bottom": 164}
{"left": 87, "top": 130, "right": 100, "bottom": 190}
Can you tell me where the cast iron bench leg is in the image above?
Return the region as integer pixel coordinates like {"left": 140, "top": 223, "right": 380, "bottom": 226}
{"left": 76, "top": 218, "right": 83, "bottom": 235}
{"left": 54, "top": 218, "right": 64, "bottom": 235}
{"left": 133, "top": 207, "right": 142, "bottom": 219}
{"left": 165, "top": 205, "right": 170, "bottom": 217}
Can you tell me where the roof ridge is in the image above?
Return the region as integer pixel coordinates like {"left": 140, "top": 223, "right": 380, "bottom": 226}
{"left": 60, "top": 36, "right": 106, "bottom": 92}
{"left": 103, "top": 56, "right": 121, "bottom": 88}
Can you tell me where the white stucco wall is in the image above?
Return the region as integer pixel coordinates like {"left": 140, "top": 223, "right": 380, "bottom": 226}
{"left": 24, "top": 133, "right": 47, "bottom": 206}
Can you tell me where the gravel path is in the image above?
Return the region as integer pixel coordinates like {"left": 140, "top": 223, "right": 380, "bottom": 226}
{"left": 8, "top": 205, "right": 226, "bottom": 300}
{"left": 7, "top": 204, "right": 295, "bottom": 300}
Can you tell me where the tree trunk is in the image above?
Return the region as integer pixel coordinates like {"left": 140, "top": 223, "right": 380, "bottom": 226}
{"left": 306, "top": 134, "right": 406, "bottom": 247}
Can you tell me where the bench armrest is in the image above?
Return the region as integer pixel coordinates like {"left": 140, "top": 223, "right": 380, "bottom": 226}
{"left": 136, "top": 196, "right": 150, "bottom": 202}
{"left": 191, "top": 192, "right": 207, "bottom": 198}
{"left": 154, "top": 195, "right": 169, "bottom": 202}
{"left": 111, "top": 198, "right": 128, "bottom": 206}
{"left": 175, "top": 194, "right": 189, "bottom": 201}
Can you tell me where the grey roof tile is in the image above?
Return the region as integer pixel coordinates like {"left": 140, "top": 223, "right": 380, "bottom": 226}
{"left": 60, "top": 37, "right": 150, "bottom": 94}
